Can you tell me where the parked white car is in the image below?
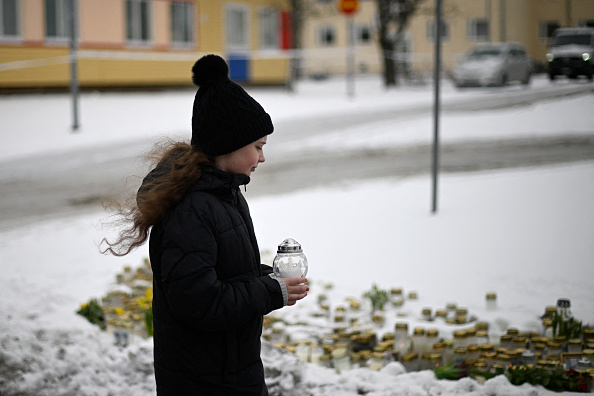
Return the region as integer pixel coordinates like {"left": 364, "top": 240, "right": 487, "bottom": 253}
{"left": 451, "top": 42, "right": 533, "bottom": 87}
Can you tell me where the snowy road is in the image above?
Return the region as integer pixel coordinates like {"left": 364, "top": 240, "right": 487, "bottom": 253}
{"left": 0, "top": 79, "right": 593, "bottom": 229}
{"left": 249, "top": 134, "right": 594, "bottom": 197}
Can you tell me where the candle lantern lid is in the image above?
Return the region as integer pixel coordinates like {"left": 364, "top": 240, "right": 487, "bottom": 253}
{"left": 277, "top": 238, "right": 303, "bottom": 253}
{"left": 556, "top": 298, "right": 571, "bottom": 308}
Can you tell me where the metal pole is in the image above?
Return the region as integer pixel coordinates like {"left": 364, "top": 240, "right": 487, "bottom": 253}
{"left": 431, "top": 0, "right": 442, "bottom": 214}
{"left": 346, "top": 15, "right": 355, "bottom": 98}
{"left": 486, "top": 0, "right": 492, "bottom": 42}
{"left": 499, "top": 0, "right": 506, "bottom": 42}
{"left": 69, "top": 0, "right": 80, "bottom": 131}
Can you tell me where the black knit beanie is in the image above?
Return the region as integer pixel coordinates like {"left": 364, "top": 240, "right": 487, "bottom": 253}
{"left": 190, "top": 54, "right": 274, "bottom": 156}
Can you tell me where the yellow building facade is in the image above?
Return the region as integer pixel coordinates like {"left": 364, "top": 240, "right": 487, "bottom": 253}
{"left": 300, "top": 0, "right": 594, "bottom": 78}
{"left": 300, "top": 0, "right": 379, "bottom": 76}
{"left": 0, "top": 0, "right": 291, "bottom": 90}
{"left": 3, "top": 0, "right": 594, "bottom": 89}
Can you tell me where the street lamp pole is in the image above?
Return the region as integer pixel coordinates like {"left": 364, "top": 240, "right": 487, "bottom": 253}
{"left": 431, "top": 0, "right": 443, "bottom": 214}
{"left": 346, "top": 15, "right": 355, "bottom": 98}
{"left": 69, "top": 0, "right": 80, "bottom": 131}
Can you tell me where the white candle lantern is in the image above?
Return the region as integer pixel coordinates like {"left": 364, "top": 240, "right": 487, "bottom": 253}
{"left": 273, "top": 238, "right": 308, "bottom": 279}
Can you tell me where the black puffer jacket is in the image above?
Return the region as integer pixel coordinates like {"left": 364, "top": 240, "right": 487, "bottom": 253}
{"left": 147, "top": 166, "right": 285, "bottom": 395}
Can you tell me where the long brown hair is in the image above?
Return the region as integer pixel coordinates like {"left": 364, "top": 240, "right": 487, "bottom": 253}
{"left": 101, "top": 140, "right": 214, "bottom": 257}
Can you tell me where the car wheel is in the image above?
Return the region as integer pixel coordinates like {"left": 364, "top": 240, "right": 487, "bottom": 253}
{"left": 521, "top": 72, "right": 531, "bottom": 85}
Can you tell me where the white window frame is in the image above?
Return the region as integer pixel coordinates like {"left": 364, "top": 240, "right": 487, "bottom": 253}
{"left": 316, "top": 25, "right": 336, "bottom": 46}
{"left": 539, "top": 20, "right": 560, "bottom": 44}
{"left": 45, "top": 0, "right": 75, "bottom": 42}
{"left": 259, "top": 7, "right": 278, "bottom": 50}
{"left": 170, "top": 1, "right": 194, "bottom": 47}
{"left": 467, "top": 18, "right": 489, "bottom": 42}
{"left": 356, "top": 24, "right": 372, "bottom": 45}
{"left": 1, "top": 0, "right": 20, "bottom": 40}
{"left": 427, "top": 20, "right": 449, "bottom": 43}
{"left": 225, "top": 4, "right": 249, "bottom": 51}
{"left": 126, "top": 0, "right": 152, "bottom": 45}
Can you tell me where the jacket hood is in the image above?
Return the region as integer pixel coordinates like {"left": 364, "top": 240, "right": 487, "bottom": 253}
{"left": 191, "top": 166, "right": 251, "bottom": 195}
{"left": 137, "top": 161, "right": 250, "bottom": 209}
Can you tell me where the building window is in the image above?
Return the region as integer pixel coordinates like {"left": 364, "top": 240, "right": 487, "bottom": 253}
{"left": 539, "top": 21, "right": 560, "bottom": 43}
{"left": 126, "top": 0, "right": 151, "bottom": 43}
{"left": 1, "top": 0, "right": 19, "bottom": 38}
{"left": 468, "top": 18, "right": 489, "bottom": 41}
{"left": 259, "top": 8, "right": 278, "bottom": 50}
{"left": 356, "top": 24, "right": 372, "bottom": 44}
{"left": 171, "top": 1, "right": 193, "bottom": 45}
{"left": 226, "top": 5, "right": 248, "bottom": 50}
{"left": 317, "top": 25, "right": 335, "bottom": 46}
{"left": 427, "top": 20, "right": 449, "bottom": 43}
{"left": 45, "top": 0, "right": 75, "bottom": 40}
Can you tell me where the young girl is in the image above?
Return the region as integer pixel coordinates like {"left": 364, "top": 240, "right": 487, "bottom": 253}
{"left": 103, "top": 54, "right": 308, "bottom": 395}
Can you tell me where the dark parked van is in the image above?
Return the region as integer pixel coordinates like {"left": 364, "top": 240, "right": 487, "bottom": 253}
{"left": 546, "top": 27, "right": 594, "bottom": 81}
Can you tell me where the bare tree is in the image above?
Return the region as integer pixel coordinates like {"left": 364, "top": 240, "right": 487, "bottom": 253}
{"left": 375, "top": 0, "right": 427, "bottom": 87}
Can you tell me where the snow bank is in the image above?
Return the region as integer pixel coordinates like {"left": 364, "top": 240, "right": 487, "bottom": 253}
{"left": 1, "top": 163, "right": 592, "bottom": 395}
{"left": 1, "top": 75, "right": 592, "bottom": 395}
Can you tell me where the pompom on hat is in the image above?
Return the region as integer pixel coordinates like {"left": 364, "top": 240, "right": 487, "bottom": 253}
{"left": 190, "top": 54, "right": 274, "bottom": 156}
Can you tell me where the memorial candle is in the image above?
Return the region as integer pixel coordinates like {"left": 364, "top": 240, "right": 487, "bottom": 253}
{"left": 273, "top": 238, "right": 308, "bottom": 279}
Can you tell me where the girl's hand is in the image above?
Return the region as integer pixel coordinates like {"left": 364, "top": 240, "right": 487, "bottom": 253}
{"left": 282, "top": 277, "right": 309, "bottom": 306}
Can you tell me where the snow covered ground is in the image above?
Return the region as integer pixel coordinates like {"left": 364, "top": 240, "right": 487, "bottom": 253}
{"left": 0, "top": 75, "right": 593, "bottom": 395}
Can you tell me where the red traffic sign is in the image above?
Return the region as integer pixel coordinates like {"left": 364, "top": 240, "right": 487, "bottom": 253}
{"left": 338, "top": 0, "right": 359, "bottom": 15}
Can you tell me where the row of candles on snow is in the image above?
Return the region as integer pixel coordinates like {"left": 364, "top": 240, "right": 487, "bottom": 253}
{"left": 264, "top": 289, "right": 594, "bottom": 375}
{"left": 265, "top": 315, "right": 594, "bottom": 374}
{"left": 267, "top": 240, "right": 594, "bottom": 376}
